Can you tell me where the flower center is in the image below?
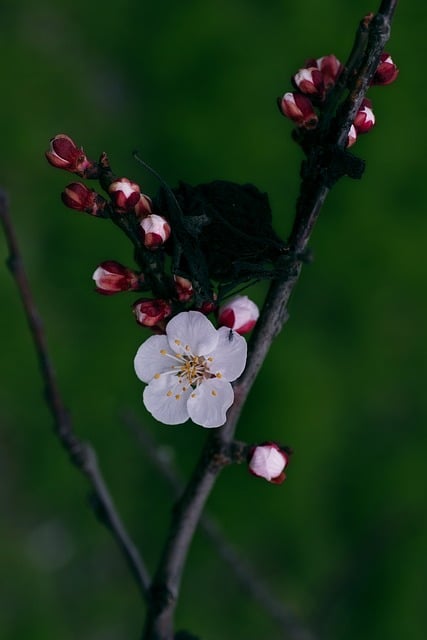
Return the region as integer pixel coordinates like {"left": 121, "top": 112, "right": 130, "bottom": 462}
{"left": 176, "top": 353, "right": 211, "bottom": 386}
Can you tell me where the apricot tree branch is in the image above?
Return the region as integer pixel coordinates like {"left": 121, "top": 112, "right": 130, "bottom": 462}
{"left": 124, "top": 410, "right": 316, "bottom": 640}
{"left": 0, "top": 189, "right": 150, "bottom": 600}
{"left": 142, "top": 2, "right": 399, "bottom": 638}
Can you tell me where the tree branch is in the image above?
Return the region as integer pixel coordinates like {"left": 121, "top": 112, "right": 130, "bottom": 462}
{"left": 124, "top": 411, "right": 316, "bottom": 640}
{"left": 0, "top": 189, "right": 151, "bottom": 600}
{"left": 142, "top": 2, "right": 399, "bottom": 638}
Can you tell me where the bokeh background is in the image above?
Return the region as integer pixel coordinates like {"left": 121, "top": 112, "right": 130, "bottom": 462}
{"left": 1, "top": 1, "right": 426, "bottom": 639}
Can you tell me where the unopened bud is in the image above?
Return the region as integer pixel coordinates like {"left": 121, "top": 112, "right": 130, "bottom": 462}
{"left": 248, "top": 443, "right": 290, "bottom": 484}
{"left": 306, "top": 54, "right": 342, "bottom": 90}
{"left": 133, "top": 298, "right": 172, "bottom": 329}
{"left": 92, "top": 260, "right": 140, "bottom": 295}
{"left": 174, "top": 275, "right": 193, "bottom": 302}
{"left": 140, "top": 214, "right": 171, "bottom": 249}
{"left": 371, "top": 53, "right": 399, "bottom": 86}
{"left": 218, "top": 295, "right": 259, "bottom": 335}
{"left": 109, "top": 178, "right": 141, "bottom": 212}
{"left": 134, "top": 193, "right": 153, "bottom": 218}
{"left": 279, "top": 92, "right": 318, "bottom": 129}
{"left": 347, "top": 124, "right": 357, "bottom": 148}
{"left": 293, "top": 67, "right": 325, "bottom": 98}
{"left": 353, "top": 98, "right": 375, "bottom": 134}
{"left": 61, "top": 182, "right": 108, "bottom": 217}
{"left": 46, "top": 134, "right": 94, "bottom": 176}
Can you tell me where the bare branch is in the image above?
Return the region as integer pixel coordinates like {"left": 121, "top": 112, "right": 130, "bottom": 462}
{"left": 0, "top": 189, "right": 151, "bottom": 600}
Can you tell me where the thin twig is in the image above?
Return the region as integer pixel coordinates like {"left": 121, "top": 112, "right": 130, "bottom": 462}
{"left": 142, "top": 2, "right": 399, "bottom": 638}
{"left": 0, "top": 189, "right": 151, "bottom": 599}
{"left": 124, "top": 411, "right": 316, "bottom": 640}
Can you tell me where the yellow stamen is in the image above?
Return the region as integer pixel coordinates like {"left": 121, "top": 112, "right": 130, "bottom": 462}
{"left": 154, "top": 373, "right": 160, "bottom": 379}
{"left": 166, "top": 390, "right": 173, "bottom": 397}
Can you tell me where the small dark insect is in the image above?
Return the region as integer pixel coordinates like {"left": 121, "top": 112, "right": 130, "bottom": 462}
{"left": 228, "top": 329, "right": 234, "bottom": 342}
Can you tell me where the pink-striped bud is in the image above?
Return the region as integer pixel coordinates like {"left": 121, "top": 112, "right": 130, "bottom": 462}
{"left": 347, "top": 124, "right": 357, "bottom": 148}
{"left": 134, "top": 193, "right": 153, "bottom": 218}
{"left": 306, "top": 55, "right": 342, "bottom": 90}
{"left": 218, "top": 295, "right": 259, "bottom": 335}
{"left": 174, "top": 275, "right": 193, "bottom": 302}
{"left": 372, "top": 53, "right": 399, "bottom": 86}
{"left": 92, "top": 260, "right": 140, "bottom": 295}
{"left": 140, "top": 214, "right": 171, "bottom": 249}
{"left": 279, "top": 92, "right": 318, "bottom": 129}
{"left": 293, "top": 67, "right": 325, "bottom": 98}
{"left": 108, "top": 178, "right": 141, "bottom": 212}
{"left": 353, "top": 98, "right": 375, "bottom": 134}
{"left": 133, "top": 298, "right": 172, "bottom": 329}
{"left": 61, "top": 182, "right": 108, "bottom": 217}
{"left": 248, "top": 443, "right": 290, "bottom": 484}
{"left": 46, "top": 134, "right": 94, "bottom": 176}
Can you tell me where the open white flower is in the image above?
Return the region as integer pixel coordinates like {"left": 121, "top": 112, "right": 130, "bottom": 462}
{"left": 134, "top": 310, "right": 247, "bottom": 428}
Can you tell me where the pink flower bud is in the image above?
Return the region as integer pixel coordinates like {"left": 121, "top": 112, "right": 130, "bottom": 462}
{"left": 371, "top": 53, "right": 399, "bottom": 86}
{"left": 279, "top": 92, "right": 318, "bottom": 129}
{"left": 108, "top": 177, "right": 141, "bottom": 212}
{"left": 347, "top": 124, "right": 357, "bottom": 148}
{"left": 133, "top": 298, "right": 172, "bottom": 328}
{"left": 134, "top": 193, "right": 153, "bottom": 218}
{"left": 306, "top": 55, "right": 342, "bottom": 90}
{"left": 92, "top": 260, "right": 141, "bottom": 295}
{"left": 293, "top": 67, "right": 325, "bottom": 98}
{"left": 140, "top": 214, "right": 171, "bottom": 249}
{"left": 248, "top": 443, "right": 290, "bottom": 484}
{"left": 218, "top": 295, "right": 259, "bottom": 335}
{"left": 174, "top": 275, "right": 193, "bottom": 302}
{"left": 353, "top": 98, "right": 375, "bottom": 134}
{"left": 61, "top": 182, "right": 108, "bottom": 217}
{"left": 46, "top": 134, "right": 93, "bottom": 176}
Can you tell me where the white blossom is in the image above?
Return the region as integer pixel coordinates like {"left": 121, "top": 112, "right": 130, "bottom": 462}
{"left": 134, "top": 310, "right": 247, "bottom": 428}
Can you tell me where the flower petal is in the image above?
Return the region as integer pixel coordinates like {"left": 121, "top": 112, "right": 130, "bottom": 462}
{"left": 143, "top": 375, "right": 191, "bottom": 425}
{"left": 134, "top": 335, "right": 174, "bottom": 383}
{"left": 166, "top": 310, "right": 218, "bottom": 356}
{"left": 187, "top": 378, "right": 234, "bottom": 428}
{"left": 205, "top": 327, "right": 247, "bottom": 382}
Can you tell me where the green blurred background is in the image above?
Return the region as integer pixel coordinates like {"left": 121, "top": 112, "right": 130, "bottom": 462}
{"left": 1, "top": 1, "right": 426, "bottom": 639}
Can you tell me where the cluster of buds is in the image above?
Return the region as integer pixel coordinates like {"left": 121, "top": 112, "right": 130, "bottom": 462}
{"left": 247, "top": 442, "right": 292, "bottom": 484}
{"left": 46, "top": 134, "right": 260, "bottom": 335}
{"left": 46, "top": 136, "right": 171, "bottom": 251}
{"left": 279, "top": 51, "right": 398, "bottom": 147}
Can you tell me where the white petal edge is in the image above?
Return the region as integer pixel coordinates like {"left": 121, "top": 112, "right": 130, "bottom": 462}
{"left": 205, "top": 327, "right": 247, "bottom": 382}
{"left": 166, "top": 311, "right": 218, "bottom": 356}
{"left": 134, "top": 335, "right": 173, "bottom": 383}
{"left": 143, "top": 375, "right": 191, "bottom": 425}
{"left": 187, "top": 378, "right": 234, "bottom": 428}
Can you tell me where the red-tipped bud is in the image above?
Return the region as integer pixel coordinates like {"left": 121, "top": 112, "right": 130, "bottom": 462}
{"left": 293, "top": 67, "right": 325, "bottom": 98}
{"left": 134, "top": 193, "right": 153, "bottom": 218}
{"left": 132, "top": 298, "right": 172, "bottom": 329}
{"left": 140, "top": 214, "right": 171, "bottom": 249}
{"left": 218, "top": 295, "right": 259, "bottom": 335}
{"left": 196, "top": 292, "right": 218, "bottom": 315}
{"left": 306, "top": 54, "right": 343, "bottom": 90}
{"left": 92, "top": 260, "right": 141, "bottom": 295}
{"left": 279, "top": 92, "right": 318, "bottom": 129}
{"left": 248, "top": 443, "right": 290, "bottom": 484}
{"left": 61, "top": 182, "right": 109, "bottom": 217}
{"left": 46, "top": 134, "right": 94, "bottom": 176}
{"left": 108, "top": 178, "right": 141, "bottom": 212}
{"left": 174, "top": 275, "right": 194, "bottom": 302}
{"left": 353, "top": 98, "right": 375, "bottom": 134}
{"left": 372, "top": 53, "right": 399, "bottom": 86}
{"left": 347, "top": 124, "right": 357, "bottom": 148}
